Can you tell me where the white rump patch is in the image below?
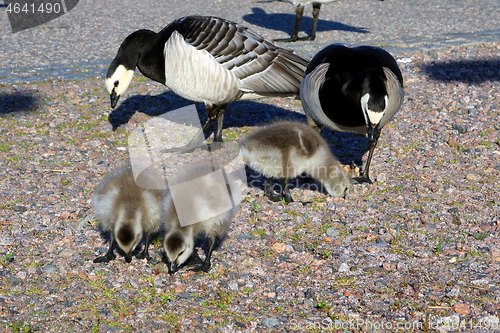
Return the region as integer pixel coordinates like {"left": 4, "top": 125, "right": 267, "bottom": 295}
{"left": 105, "top": 65, "right": 134, "bottom": 96}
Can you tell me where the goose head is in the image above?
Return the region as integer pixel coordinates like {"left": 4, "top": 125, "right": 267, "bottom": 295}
{"left": 105, "top": 30, "right": 158, "bottom": 108}
{"left": 163, "top": 231, "right": 194, "bottom": 274}
{"left": 114, "top": 209, "right": 144, "bottom": 262}
{"left": 358, "top": 69, "right": 388, "bottom": 141}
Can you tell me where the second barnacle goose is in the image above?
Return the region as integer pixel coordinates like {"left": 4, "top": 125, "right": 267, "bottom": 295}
{"left": 106, "top": 15, "right": 310, "bottom": 149}
{"left": 300, "top": 44, "right": 404, "bottom": 184}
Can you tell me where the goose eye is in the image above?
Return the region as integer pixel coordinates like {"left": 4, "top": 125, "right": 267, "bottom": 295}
{"left": 114, "top": 80, "right": 119, "bottom": 87}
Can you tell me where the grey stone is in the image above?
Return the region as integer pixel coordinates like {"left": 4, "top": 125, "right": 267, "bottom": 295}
{"left": 326, "top": 228, "right": 340, "bottom": 238}
{"left": 237, "top": 233, "right": 251, "bottom": 240}
{"left": 7, "top": 276, "right": 22, "bottom": 286}
{"left": 177, "top": 291, "right": 193, "bottom": 300}
{"left": 0, "top": 235, "right": 14, "bottom": 246}
{"left": 262, "top": 317, "right": 280, "bottom": 328}
{"left": 13, "top": 205, "right": 27, "bottom": 213}
{"left": 42, "top": 265, "right": 58, "bottom": 274}
{"left": 338, "top": 263, "right": 350, "bottom": 273}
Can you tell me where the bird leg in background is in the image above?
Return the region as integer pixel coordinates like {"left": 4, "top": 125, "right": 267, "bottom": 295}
{"left": 308, "top": 3, "right": 322, "bottom": 41}
{"left": 191, "top": 237, "right": 217, "bottom": 272}
{"left": 94, "top": 233, "right": 117, "bottom": 263}
{"left": 354, "top": 130, "right": 380, "bottom": 184}
{"left": 275, "top": 4, "right": 304, "bottom": 42}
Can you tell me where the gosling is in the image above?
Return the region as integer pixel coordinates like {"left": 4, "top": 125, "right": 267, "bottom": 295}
{"left": 240, "top": 121, "right": 351, "bottom": 202}
{"left": 93, "top": 166, "right": 165, "bottom": 263}
{"left": 162, "top": 162, "right": 240, "bottom": 273}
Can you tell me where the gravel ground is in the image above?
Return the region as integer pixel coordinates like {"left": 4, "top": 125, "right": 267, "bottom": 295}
{"left": 1, "top": 0, "right": 500, "bottom": 332}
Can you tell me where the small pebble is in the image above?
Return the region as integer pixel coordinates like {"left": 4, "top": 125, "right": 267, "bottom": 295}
{"left": 326, "top": 228, "right": 340, "bottom": 238}
{"left": 262, "top": 317, "right": 280, "bottom": 328}
{"left": 7, "top": 276, "right": 22, "bottom": 286}
{"left": 338, "top": 263, "right": 350, "bottom": 273}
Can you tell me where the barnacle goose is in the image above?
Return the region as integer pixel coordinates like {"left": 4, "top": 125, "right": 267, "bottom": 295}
{"left": 106, "top": 16, "right": 309, "bottom": 149}
{"left": 240, "top": 120, "right": 351, "bottom": 202}
{"left": 300, "top": 44, "right": 404, "bottom": 183}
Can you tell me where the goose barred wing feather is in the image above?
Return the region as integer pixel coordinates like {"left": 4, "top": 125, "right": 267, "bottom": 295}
{"left": 380, "top": 67, "right": 404, "bottom": 127}
{"left": 162, "top": 16, "right": 309, "bottom": 96}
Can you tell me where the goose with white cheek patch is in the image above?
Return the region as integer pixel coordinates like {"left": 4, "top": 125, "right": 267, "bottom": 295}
{"left": 240, "top": 121, "right": 352, "bottom": 203}
{"left": 300, "top": 44, "right": 404, "bottom": 184}
{"left": 93, "top": 166, "right": 165, "bottom": 263}
{"left": 106, "top": 15, "right": 309, "bottom": 150}
{"left": 162, "top": 162, "right": 240, "bottom": 273}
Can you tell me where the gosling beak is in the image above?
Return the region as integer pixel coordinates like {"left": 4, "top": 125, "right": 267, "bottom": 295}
{"left": 110, "top": 90, "right": 120, "bottom": 109}
{"left": 125, "top": 253, "right": 132, "bottom": 263}
{"left": 168, "top": 262, "right": 179, "bottom": 275}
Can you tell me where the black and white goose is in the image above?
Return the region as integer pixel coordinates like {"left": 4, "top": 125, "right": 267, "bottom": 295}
{"left": 106, "top": 15, "right": 309, "bottom": 149}
{"left": 300, "top": 44, "right": 404, "bottom": 183}
{"left": 276, "top": 0, "right": 337, "bottom": 42}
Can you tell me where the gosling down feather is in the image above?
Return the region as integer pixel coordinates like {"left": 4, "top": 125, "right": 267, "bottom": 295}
{"left": 93, "top": 166, "right": 165, "bottom": 263}
{"left": 240, "top": 121, "right": 352, "bottom": 203}
{"left": 276, "top": 0, "right": 338, "bottom": 42}
{"left": 106, "top": 15, "right": 309, "bottom": 149}
{"left": 300, "top": 44, "right": 404, "bottom": 183}
{"left": 162, "top": 162, "right": 240, "bottom": 273}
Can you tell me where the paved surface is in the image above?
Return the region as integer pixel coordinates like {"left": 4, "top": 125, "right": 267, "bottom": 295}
{"left": 0, "top": 0, "right": 499, "bottom": 84}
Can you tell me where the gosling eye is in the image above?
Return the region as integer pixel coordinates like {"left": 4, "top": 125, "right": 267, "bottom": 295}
{"left": 114, "top": 80, "right": 119, "bottom": 87}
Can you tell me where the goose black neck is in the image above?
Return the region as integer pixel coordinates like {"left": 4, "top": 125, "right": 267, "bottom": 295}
{"left": 360, "top": 69, "right": 387, "bottom": 112}
{"left": 114, "top": 29, "right": 166, "bottom": 84}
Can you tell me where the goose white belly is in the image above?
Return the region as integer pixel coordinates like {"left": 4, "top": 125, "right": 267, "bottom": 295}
{"left": 164, "top": 31, "right": 242, "bottom": 105}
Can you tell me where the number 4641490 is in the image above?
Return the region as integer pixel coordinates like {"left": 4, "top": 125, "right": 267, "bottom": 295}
{"left": 6, "top": 2, "right": 62, "bottom": 14}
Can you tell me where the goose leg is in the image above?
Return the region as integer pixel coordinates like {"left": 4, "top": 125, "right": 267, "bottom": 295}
{"left": 275, "top": 4, "right": 304, "bottom": 42}
{"left": 265, "top": 178, "right": 285, "bottom": 202}
{"left": 191, "top": 237, "right": 217, "bottom": 272}
{"left": 283, "top": 178, "right": 294, "bottom": 203}
{"left": 306, "top": 3, "right": 322, "bottom": 41}
{"left": 94, "top": 233, "right": 117, "bottom": 263}
{"left": 136, "top": 232, "right": 151, "bottom": 260}
{"left": 211, "top": 104, "right": 227, "bottom": 151}
{"left": 354, "top": 131, "right": 380, "bottom": 184}
{"left": 185, "top": 250, "right": 204, "bottom": 267}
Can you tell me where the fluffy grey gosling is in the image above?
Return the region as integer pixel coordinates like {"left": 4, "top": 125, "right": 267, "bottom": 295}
{"left": 240, "top": 121, "right": 351, "bottom": 203}
{"left": 162, "top": 162, "right": 240, "bottom": 273}
{"left": 93, "top": 166, "right": 165, "bottom": 263}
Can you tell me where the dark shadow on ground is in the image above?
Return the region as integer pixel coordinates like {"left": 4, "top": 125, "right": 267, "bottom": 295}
{"left": 0, "top": 91, "right": 39, "bottom": 114}
{"left": 242, "top": 7, "right": 369, "bottom": 37}
{"left": 108, "top": 91, "right": 307, "bottom": 132}
{"left": 422, "top": 59, "right": 500, "bottom": 83}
